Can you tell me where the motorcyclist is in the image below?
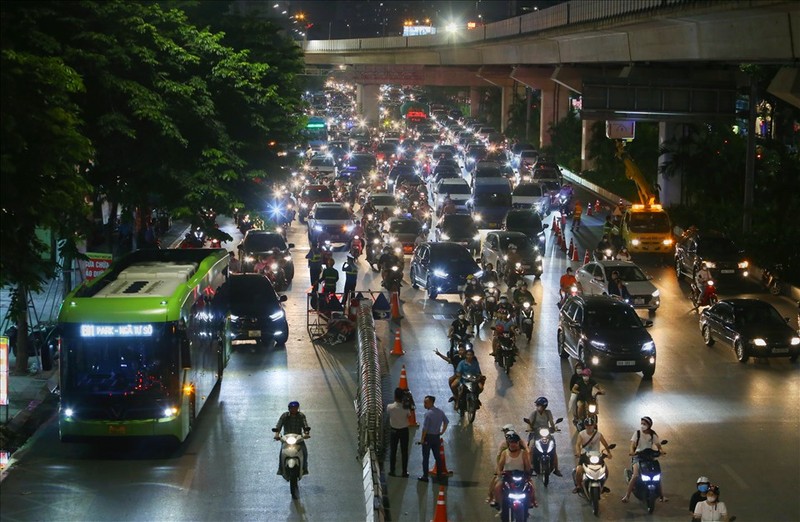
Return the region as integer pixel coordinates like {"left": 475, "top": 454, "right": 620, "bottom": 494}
{"left": 504, "top": 244, "right": 523, "bottom": 283}
{"left": 441, "top": 195, "right": 456, "bottom": 216}
{"left": 490, "top": 314, "right": 517, "bottom": 359}
{"left": 486, "top": 426, "right": 529, "bottom": 505}
{"left": 616, "top": 246, "right": 632, "bottom": 262}
{"left": 273, "top": 401, "right": 311, "bottom": 475}
{"left": 572, "top": 417, "right": 613, "bottom": 494}
{"left": 448, "top": 309, "right": 471, "bottom": 351}
{"left": 378, "top": 245, "right": 400, "bottom": 285}
{"left": 559, "top": 267, "right": 578, "bottom": 304}
{"left": 495, "top": 295, "right": 512, "bottom": 322}
{"left": 690, "top": 476, "right": 712, "bottom": 513}
{"left": 464, "top": 275, "right": 484, "bottom": 300}
{"left": 352, "top": 219, "right": 365, "bottom": 240}
{"left": 571, "top": 368, "right": 604, "bottom": 424}
{"left": 512, "top": 280, "right": 535, "bottom": 308}
{"left": 448, "top": 348, "right": 485, "bottom": 408}
{"left": 481, "top": 262, "right": 499, "bottom": 286}
{"left": 693, "top": 264, "right": 714, "bottom": 305}
{"left": 692, "top": 484, "right": 728, "bottom": 521}
{"left": 595, "top": 234, "right": 614, "bottom": 259}
{"left": 525, "top": 397, "right": 562, "bottom": 476}
{"left": 492, "top": 432, "right": 538, "bottom": 509}
{"left": 608, "top": 270, "right": 631, "bottom": 301}
{"left": 567, "top": 361, "right": 586, "bottom": 423}
{"left": 621, "top": 416, "right": 666, "bottom": 503}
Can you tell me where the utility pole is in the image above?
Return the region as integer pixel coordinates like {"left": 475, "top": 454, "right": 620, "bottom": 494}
{"left": 742, "top": 74, "right": 757, "bottom": 234}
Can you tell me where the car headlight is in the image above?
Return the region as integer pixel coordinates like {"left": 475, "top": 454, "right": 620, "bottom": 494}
{"left": 163, "top": 406, "right": 178, "bottom": 418}
{"left": 590, "top": 340, "right": 606, "bottom": 349}
{"left": 270, "top": 310, "right": 285, "bottom": 321}
{"left": 703, "top": 262, "right": 717, "bottom": 269}
{"left": 651, "top": 289, "right": 660, "bottom": 297}
{"left": 662, "top": 238, "right": 674, "bottom": 246}
{"left": 473, "top": 214, "right": 482, "bottom": 222}
{"left": 738, "top": 261, "right": 749, "bottom": 269}
{"left": 64, "top": 407, "right": 74, "bottom": 418}
{"left": 752, "top": 338, "right": 767, "bottom": 347}
{"left": 440, "top": 233, "right": 450, "bottom": 240}
{"left": 641, "top": 341, "right": 655, "bottom": 352}
{"left": 433, "top": 269, "right": 448, "bottom": 278}
{"left": 790, "top": 337, "right": 800, "bottom": 346}
{"left": 631, "top": 238, "right": 641, "bottom": 246}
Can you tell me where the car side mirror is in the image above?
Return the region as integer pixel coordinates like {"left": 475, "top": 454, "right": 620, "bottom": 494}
{"left": 279, "top": 295, "right": 288, "bottom": 302}
{"left": 288, "top": 243, "right": 295, "bottom": 249}
{"left": 475, "top": 258, "right": 482, "bottom": 264}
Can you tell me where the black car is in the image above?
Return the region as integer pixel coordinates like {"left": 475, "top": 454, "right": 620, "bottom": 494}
{"left": 410, "top": 242, "right": 481, "bottom": 299}
{"left": 434, "top": 213, "right": 480, "bottom": 254}
{"left": 215, "top": 274, "right": 289, "bottom": 347}
{"left": 384, "top": 217, "right": 423, "bottom": 256}
{"left": 557, "top": 295, "right": 656, "bottom": 378}
{"left": 503, "top": 209, "right": 548, "bottom": 253}
{"left": 675, "top": 229, "right": 749, "bottom": 281}
{"left": 699, "top": 298, "right": 800, "bottom": 363}
{"left": 238, "top": 230, "right": 295, "bottom": 280}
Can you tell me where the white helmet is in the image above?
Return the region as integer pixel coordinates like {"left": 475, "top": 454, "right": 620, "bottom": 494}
{"left": 696, "top": 476, "right": 710, "bottom": 484}
{"left": 501, "top": 423, "right": 515, "bottom": 432}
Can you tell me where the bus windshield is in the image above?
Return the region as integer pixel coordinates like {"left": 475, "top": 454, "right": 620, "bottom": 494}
{"left": 62, "top": 324, "right": 179, "bottom": 399}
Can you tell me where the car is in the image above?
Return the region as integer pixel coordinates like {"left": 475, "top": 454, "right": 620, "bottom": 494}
{"left": 674, "top": 229, "right": 749, "bottom": 282}
{"left": 512, "top": 183, "right": 550, "bottom": 215}
{"left": 430, "top": 165, "right": 461, "bottom": 186}
{"left": 347, "top": 153, "right": 377, "bottom": 173}
{"left": 307, "top": 202, "right": 355, "bottom": 245}
{"left": 575, "top": 260, "right": 660, "bottom": 312}
{"left": 470, "top": 178, "right": 512, "bottom": 229}
{"left": 557, "top": 295, "right": 657, "bottom": 378}
{"left": 435, "top": 178, "right": 471, "bottom": 213}
{"left": 435, "top": 213, "right": 481, "bottom": 253}
{"left": 503, "top": 209, "right": 548, "bottom": 252}
{"left": 298, "top": 185, "right": 333, "bottom": 222}
{"left": 215, "top": 274, "right": 289, "bottom": 347}
{"left": 366, "top": 192, "right": 400, "bottom": 218}
{"left": 699, "top": 298, "right": 800, "bottom": 363}
{"left": 481, "top": 231, "right": 543, "bottom": 278}
{"left": 410, "top": 242, "right": 482, "bottom": 299}
{"left": 387, "top": 165, "right": 417, "bottom": 191}
{"left": 238, "top": 230, "right": 296, "bottom": 280}
{"left": 384, "top": 217, "right": 424, "bottom": 255}
{"left": 305, "top": 154, "right": 337, "bottom": 179}
{"left": 470, "top": 161, "right": 504, "bottom": 188}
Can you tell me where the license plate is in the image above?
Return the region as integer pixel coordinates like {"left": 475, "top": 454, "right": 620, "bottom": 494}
{"left": 773, "top": 348, "right": 789, "bottom": 354}
{"left": 721, "top": 269, "right": 734, "bottom": 274}
{"left": 617, "top": 360, "right": 635, "bottom": 366}
{"left": 248, "top": 330, "right": 261, "bottom": 337}
{"left": 634, "top": 298, "right": 644, "bottom": 305}
{"left": 108, "top": 425, "right": 126, "bottom": 435}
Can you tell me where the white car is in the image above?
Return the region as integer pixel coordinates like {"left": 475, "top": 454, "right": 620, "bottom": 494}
{"left": 575, "top": 260, "right": 661, "bottom": 312}
{"left": 512, "top": 182, "right": 550, "bottom": 216}
{"left": 307, "top": 202, "right": 355, "bottom": 245}
{"left": 366, "top": 192, "right": 400, "bottom": 218}
{"left": 305, "top": 154, "right": 337, "bottom": 179}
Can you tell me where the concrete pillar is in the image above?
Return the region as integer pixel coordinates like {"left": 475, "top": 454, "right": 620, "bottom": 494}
{"left": 500, "top": 85, "right": 515, "bottom": 134}
{"left": 657, "top": 121, "right": 689, "bottom": 207}
{"left": 356, "top": 84, "right": 380, "bottom": 127}
{"left": 581, "top": 119, "right": 598, "bottom": 172}
{"left": 470, "top": 87, "right": 482, "bottom": 117}
{"left": 539, "top": 83, "right": 570, "bottom": 148}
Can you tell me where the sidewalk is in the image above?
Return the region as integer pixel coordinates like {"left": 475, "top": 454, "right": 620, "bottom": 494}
{"left": 0, "top": 220, "right": 191, "bottom": 473}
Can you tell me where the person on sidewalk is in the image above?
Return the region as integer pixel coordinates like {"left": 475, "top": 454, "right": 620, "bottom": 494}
{"left": 418, "top": 395, "right": 449, "bottom": 482}
{"left": 386, "top": 387, "right": 410, "bottom": 477}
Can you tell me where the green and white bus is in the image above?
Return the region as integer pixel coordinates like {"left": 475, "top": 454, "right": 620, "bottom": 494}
{"left": 57, "top": 249, "right": 231, "bottom": 442}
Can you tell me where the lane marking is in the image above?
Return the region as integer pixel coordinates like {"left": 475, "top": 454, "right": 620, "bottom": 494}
{"left": 721, "top": 463, "right": 748, "bottom": 490}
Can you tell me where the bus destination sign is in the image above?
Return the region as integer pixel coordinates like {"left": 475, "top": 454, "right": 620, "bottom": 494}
{"left": 80, "top": 324, "right": 155, "bottom": 337}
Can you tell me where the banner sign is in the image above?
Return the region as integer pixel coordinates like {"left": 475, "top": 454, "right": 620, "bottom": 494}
{"left": 0, "top": 336, "right": 8, "bottom": 407}
{"left": 84, "top": 252, "right": 113, "bottom": 281}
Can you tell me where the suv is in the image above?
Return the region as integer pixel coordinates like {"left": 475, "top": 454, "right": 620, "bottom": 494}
{"left": 238, "top": 230, "right": 296, "bottom": 281}
{"left": 557, "top": 295, "right": 656, "bottom": 378}
{"left": 214, "top": 274, "right": 289, "bottom": 347}
{"left": 307, "top": 202, "right": 355, "bottom": 245}
{"left": 674, "top": 229, "right": 749, "bottom": 281}
{"left": 298, "top": 185, "right": 333, "bottom": 222}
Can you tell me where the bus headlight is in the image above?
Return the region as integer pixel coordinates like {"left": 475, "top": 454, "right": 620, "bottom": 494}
{"left": 163, "top": 406, "right": 178, "bottom": 418}
{"left": 64, "top": 408, "right": 74, "bottom": 418}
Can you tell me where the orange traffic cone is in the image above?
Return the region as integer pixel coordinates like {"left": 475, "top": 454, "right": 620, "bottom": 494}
{"left": 398, "top": 365, "right": 409, "bottom": 390}
{"left": 430, "top": 486, "right": 450, "bottom": 522}
{"left": 595, "top": 199, "right": 602, "bottom": 213}
{"left": 567, "top": 238, "right": 574, "bottom": 259}
{"left": 584, "top": 249, "right": 591, "bottom": 264}
{"left": 408, "top": 405, "right": 419, "bottom": 427}
{"left": 572, "top": 244, "right": 580, "bottom": 262}
{"left": 429, "top": 438, "right": 454, "bottom": 476}
{"left": 560, "top": 233, "right": 567, "bottom": 252}
{"left": 391, "top": 327, "right": 405, "bottom": 355}
{"left": 551, "top": 216, "right": 558, "bottom": 232}
{"left": 586, "top": 202, "right": 593, "bottom": 217}
{"left": 391, "top": 291, "right": 402, "bottom": 320}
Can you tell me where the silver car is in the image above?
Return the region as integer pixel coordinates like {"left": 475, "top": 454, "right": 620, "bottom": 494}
{"left": 575, "top": 260, "right": 660, "bottom": 312}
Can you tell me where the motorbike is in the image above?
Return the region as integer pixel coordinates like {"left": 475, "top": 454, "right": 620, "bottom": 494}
{"left": 261, "top": 262, "right": 287, "bottom": 291}
{"left": 690, "top": 280, "right": 718, "bottom": 309}
{"left": 180, "top": 228, "right": 206, "bottom": 249}
{"left": 558, "top": 284, "right": 580, "bottom": 308}
{"left": 449, "top": 331, "right": 473, "bottom": 353}
{"left": 624, "top": 442, "right": 668, "bottom": 514}
{"left": 494, "top": 329, "right": 517, "bottom": 374}
{"left": 505, "top": 262, "right": 525, "bottom": 289}
{"left": 574, "top": 444, "right": 616, "bottom": 516}
{"left": 350, "top": 235, "right": 364, "bottom": 258}
{"left": 593, "top": 247, "right": 616, "bottom": 261}
{"left": 525, "top": 417, "right": 563, "bottom": 487}
{"left": 498, "top": 470, "right": 534, "bottom": 522}
{"left": 761, "top": 264, "right": 783, "bottom": 295}
{"left": 558, "top": 193, "right": 573, "bottom": 218}
{"left": 575, "top": 390, "right": 603, "bottom": 431}
{"left": 382, "top": 265, "right": 403, "bottom": 292}
{"left": 517, "top": 302, "right": 534, "bottom": 342}
{"left": 366, "top": 237, "right": 383, "bottom": 271}
{"left": 465, "top": 294, "right": 484, "bottom": 330}
{"left": 271, "top": 429, "right": 310, "bottom": 499}
{"left": 484, "top": 283, "right": 500, "bottom": 320}
{"left": 457, "top": 373, "right": 480, "bottom": 423}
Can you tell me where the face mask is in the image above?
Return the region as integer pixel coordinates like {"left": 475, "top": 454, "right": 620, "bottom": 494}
{"left": 698, "top": 484, "right": 709, "bottom": 493}
{"left": 706, "top": 496, "right": 717, "bottom": 503}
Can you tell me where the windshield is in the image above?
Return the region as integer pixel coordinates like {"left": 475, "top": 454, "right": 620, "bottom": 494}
{"left": 62, "top": 324, "right": 179, "bottom": 399}
{"left": 539, "top": 181, "right": 560, "bottom": 192}
{"left": 370, "top": 196, "right": 396, "bottom": 207}
{"left": 734, "top": 303, "right": 785, "bottom": 327}
{"left": 513, "top": 184, "right": 543, "bottom": 196}
{"left": 532, "top": 168, "right": 559, "bottom": 180}
{"left": 439, "top": 183, "right": 470, "bottom": 195}
{"left": 389, "top": 220, "right": 422, "bottom": 234}
{"left": 245, "top": 234, "right": 287, "bottom": 251}
{"left": 506, "top": 213, "right": 542, "bottom": 231}
{"left": 628, "top": 212, "right": 671, "bottom": 233}
{"left": 224, "top": 278, "right": 279, "bottom": 315}
{"left": 434, "top": 245, "right": 476, "bottom": 265}
{"left": 350, "top": 155, "right": 376, "bottom": 168}
{"left": 475, "top": 166, "right": 502, "bottom": 178}
{"left": 499, "top": 235, "right": 533, "bottom": 250}
{"left": 442, "top": 214, "right": 477, "bottom": 229}
{"left": 698, "top": 237, "right": 740, "bottom": 257}
{"left": 378, "top": 143, "right": 397, "bottom": 153}
{"left": 304, "top": 187, "right": 332, "bottom": 199}
{"left": 314, "top": 207, "right": 351, "bottom": 220}
{"left": 585, "top": 307, "right": 643, "bottom": 329}
{"left": 603, "top": 265, "right": 648, "bottom": 282}
{"left": 474, "top": 192, "right": 511, "bottom": 207}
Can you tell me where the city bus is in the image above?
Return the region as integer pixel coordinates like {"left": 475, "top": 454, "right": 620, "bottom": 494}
{"left": 57, "top": 248, "right": 231, "bottom": 443}
{"left": 305, "top": 116, "right": 329, "bottom": 151}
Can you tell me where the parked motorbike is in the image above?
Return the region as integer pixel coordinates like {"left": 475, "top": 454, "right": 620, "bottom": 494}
{"left": 457, "top": 373, "right": 480, "bottom": 423}
{"left": 271, "top": 429, "right": 310, "bottom": 499}
{"left": 690, "top": 280, "right": 718, "bottom": 309}
{"left": 498, "top": 470, "right": 533, "bottom": 522}
{"left": 762, "top": 264, "right": 783, "bottom": 295}
{"left": 525, "top": 417, "right": 563, "bottom": 487}
{"left": 624, "top": 442, "right": 668, "bottom": 514}
{"left": 573, "top": 444, "right": 616, "bottom": 516}
{"left": 517, "top": 302, "right": 534, "bottom": 342}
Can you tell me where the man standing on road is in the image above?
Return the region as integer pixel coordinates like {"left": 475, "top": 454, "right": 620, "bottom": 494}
{"left": 306, "top": 242, "right": 323, "bottom": 288}
{"left": 341, "top": 255, "right": 359, "bottom": 302}
{"left": 386, "top": 387, "right": 410, "bottom": 477}
{"left": 418, "top": 395, "right": 449, "bottom": 482}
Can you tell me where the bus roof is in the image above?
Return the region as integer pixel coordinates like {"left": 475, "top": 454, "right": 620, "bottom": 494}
{"left": 58, "top": 249, "right": 229, "bottom": 324}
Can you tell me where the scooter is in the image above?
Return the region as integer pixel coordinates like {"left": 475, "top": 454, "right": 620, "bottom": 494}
{"left": 272, "top": 429, "right": 310, "bottom": 499}
{"left": 495, "top": 329, "right": 517, "bottom": 374}
{"left": 366, "top": 237, "right": 383, "bottom": 272}
{"left": 575, "top": 391, "right": 603, "bottom": 431}
{"left": 624, "top": 442, "right": 668, "bottom": 514}
{"left": 690, "top": 280, "right": 718, "bottom": 309}
{"left": 484, "top": 282, "right": 500, "bottom": 320}
{"left": 382, "top": 265, "right": 403, "bottom": 293}
{"left": 265, "top": 262, "right": 288, "bottom": 292}
{"left": 498, "top": 470, "right": 533, "bottom": 522}
{"left": 466, "top": 294, "right": 484, "bottom": 331}
{"left": 505, "top": 262, "right": 525, "bottom": 289}
{"left": 517, "top": 302, "right": 534, "bottom": 342}
{"left": 593, "top": 247, "right": 616, "bottom": 261}
{"left": 457, "top": 373, "right": 480, "bottom": 424}
{"left": 762, "top": 264, "right": 783, "bottom": 295}
{"left": 574, "top": 444, "right": 616, "bottom": 516}
{"left": 558, "top": 284, "right": 579, "bottom": 308}
{"left": 525, "top": 417, "right": 563, "bottom": 487}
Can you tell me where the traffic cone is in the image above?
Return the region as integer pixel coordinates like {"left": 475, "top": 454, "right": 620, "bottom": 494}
{"left": 391, "top": 327, "right": 405, "bottom": 355}
{"left": 551, "top": 216, "right": 558, "bottom": 232}
{"left": 430, "top": 486, "right": 450, "bottom": 522}
{"left": 408, "top": 405, "right": 419, "bottom": 427}
{"left": 586, "top": 202, "right": 593, "bottom": 217}
{"left": 391, "top": 291, "right": 402, "bottom": 320}
{"left": 429, "top": 438, "right": 454, "bottom": 476}
{"left": 398, "top": 365, "right": 409, "bottom": 390}
{"left": 560, "top": 233, "right": 567, "bottom": 252}
{"left": 584, "top": 249, "right": 591, "bottom": 264}
{"left": 595, "top": 199, "right": 601, "bottom": 213}
{"left": 572, "top": 245, "right": 580, "bottom": 262}
{"left": 567, "top": 238, "right": 575, "bottom": 259}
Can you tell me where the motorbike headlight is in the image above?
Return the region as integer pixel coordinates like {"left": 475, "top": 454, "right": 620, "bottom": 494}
{"left": 703, "top": 261, "right": 717, "bottom": 269}
{"left": 589, "top": 455, "right": 600, "bottom": 465}
{"left": 641, "top": 474, "right": 651, "bottom": 482}
{"left": 284, "top": 255, "right": 292, "bottom": 261}
{"left": 652, "top": 473, "right": 661, "bottom": 482}
{"left": 587, "top": 404, "right": 597, "bottom": 414}
{"left": 471, "top": 295, "right": 481, "bottom": 302}
{"left": 229, "top": 314, "right": 239, "bottom": 321}
{"left": 270, "top": 263, "right": 278, "bottom": 270}
{"left": 791, "top": 337, "right": 800, "bottom": 346}
{"left": 433, "top": 269, "right": 448, "bottom": 278}
{"left": 285, "top": 436, "right": 298, "bottom": 445}
{"left": 373, "top": 238, "right": 380, "bottom": 244}
{"left": 270, "top": 310, "right": 285, "bottom": 321}
{"left": 536, "top": 255, "right": 543, "bottom": 262}
{"left": 64, "top": 407, "right": 74, "bottom": 418}
{"left": 523, "top": 302, "right": 530, "bottom": 309}
{"left": 244, "top": 256, "right": 255, "bottom": 263}
{"left": 508, "top": 493, "right": 527, "bottom": 500}
{"left": 641, "top": 341, "right": 655, "bottom": 352}
{"left": 473, "top": 214, "right": 482, "bottom": 222}
{"left": 752, "top": 338, "right": 767, "bottom": 347}
{"left": 538, "top": 428, "right": 549, "bottom": 438}
{"left": 515, "top": 262, "right": 521, "bottom": 269}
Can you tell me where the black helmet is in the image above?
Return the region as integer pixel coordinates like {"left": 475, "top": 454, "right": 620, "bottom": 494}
{"left": 707, "top": 485, "right": 720, "bottom": 496}
{"left": 583, "top": 417, "right": 596, "bottom": 426}
{"left": 506, "top": 432, "right": 521, "bottom": 443}
{"left": 457, "top": 308, "right": 466, "bottom": 316}
{"left": 534, "top": 397, "right": 548, "bottom": 408}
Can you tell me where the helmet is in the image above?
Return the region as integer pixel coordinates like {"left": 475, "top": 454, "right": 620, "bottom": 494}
{"left": 506, "top": 432, "right": 521, "bottom": 443}
{"left": 534, "top": 397, "right": 548, "bottom": 408}
{"left": 496, "top": 324, "right": 504, "bottom": 333}
{"left": 696, "top": 476, "right": 710, "bottom": 484}
{"left": 581, "top": 368, "right": 592, "bottom": 377}
{"left": 508, "top": 243, "right": 517, "bottom": 251}
{"left": 574, "top": 361, "right": 585, "bottom": 370}
{"left": 583, "top": 417, "right": 596, "bottom": 426}
{"left": 641, "top": 416, "right": 653, "bottom": 428}
{"left": 383, "top": 245, "right": 391, "bottom": 253}
{"left": 707, "top": 485, "right": 720, "bottom": 496}
{"left": 457, "top": 308, "right": 466, "bottom": 316}
{"left": 288, "top": 401, "right": 300, "bottom": 409}
{"left": 501, "top": 423, "right": 515, "bottom": 433}
{"left": 466, "top": 274, "right": 474, "bottom": 280}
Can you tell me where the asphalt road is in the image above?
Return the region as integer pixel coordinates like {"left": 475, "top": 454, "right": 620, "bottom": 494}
{"left": 1, "top": 188, "right": 799, "bottom": 522}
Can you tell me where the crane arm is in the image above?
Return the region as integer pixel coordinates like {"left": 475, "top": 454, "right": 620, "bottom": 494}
{"left": 615, "top": 141, "right": 656, "bottom": 206}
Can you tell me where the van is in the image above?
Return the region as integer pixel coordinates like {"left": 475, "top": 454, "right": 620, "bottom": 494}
{"left": 469, "top": 178, "right": 512, "bottom": 229}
